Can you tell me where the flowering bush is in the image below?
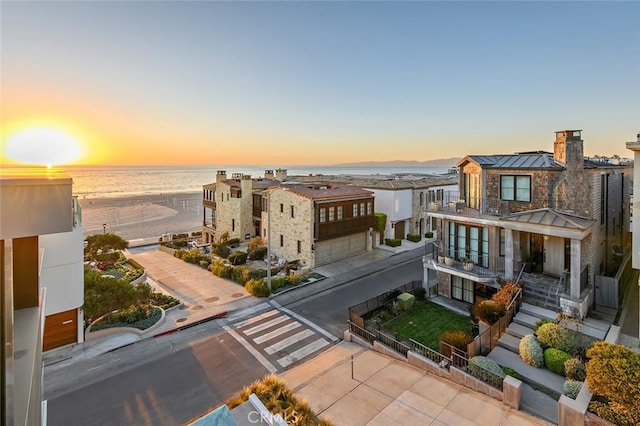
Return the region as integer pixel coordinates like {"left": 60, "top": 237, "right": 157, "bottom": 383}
{"left": 563, "top": 380, "right": 583, "bottom": 399}
{"left": 91, "top": 304, "right": 161, "bottom": 331}
{"left": 519, "top": 334, "right": 544, "bottom": 368}
{"left": 468, "top": 356, "right": 506, "bottom": 388}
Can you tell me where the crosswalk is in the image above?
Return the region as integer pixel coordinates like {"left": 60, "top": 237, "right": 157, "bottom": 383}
{"left": 227, "top": 308, "right": 333, "bottom": 370}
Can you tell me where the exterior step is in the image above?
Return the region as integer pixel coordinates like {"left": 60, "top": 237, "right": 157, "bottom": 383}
{"left": 520, "top": 303, "right": 557, "bottom": 321}
{"left": 487, "top": 346, "right": 564, "bottom": 400}
{"left": 507, "top": 323, "right": 534, "bottom": 339}
{"left": 497, "top": 333, "right": 520, "bottom": 353}
{"left": 558, "top": 319, "right": 607, "bottom": 340}
{"left": 522, "top": 295, "right": 558, "bottom": 312}
{"left": 514, "top": 312, "right": 541, "bottom": 329}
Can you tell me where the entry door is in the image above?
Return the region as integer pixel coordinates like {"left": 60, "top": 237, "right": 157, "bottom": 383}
{"left": 543, "top": 236, "right": 565, "bottom": 276}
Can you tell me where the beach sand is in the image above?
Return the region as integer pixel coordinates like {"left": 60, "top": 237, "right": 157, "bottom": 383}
{"left": 79, "top": 192, "right": 203, "bottom": 240}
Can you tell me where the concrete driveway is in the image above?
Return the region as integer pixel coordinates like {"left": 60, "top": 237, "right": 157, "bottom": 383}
{"left": 126, "top": 248, "right": 260, "bottom": 327}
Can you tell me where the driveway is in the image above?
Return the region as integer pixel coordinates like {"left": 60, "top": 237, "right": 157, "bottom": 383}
{"left": 126, "top": 248, "right": 260, "bottom": 326}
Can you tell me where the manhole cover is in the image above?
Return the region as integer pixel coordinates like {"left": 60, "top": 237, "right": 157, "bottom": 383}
{"left": 232, "top": 293, "right": 244, "bottom": 298}
{"left": 205, "top": 297, "right": 220, "bottom": 303}
{"left": 176, "top": 318, "right": 187, "bottom": 323}
{"left": 190, "top": 305, "right": 203, "bottom": 310}
{"left": 179, "top": 305, "right": 188, "bottom": 310}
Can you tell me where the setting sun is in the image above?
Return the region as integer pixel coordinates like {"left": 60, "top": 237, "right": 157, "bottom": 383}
{"left": 3, "top": 127, "right": 83, "bottom": 167}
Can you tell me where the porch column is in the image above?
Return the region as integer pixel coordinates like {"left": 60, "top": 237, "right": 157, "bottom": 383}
{"left": 570, "top": 238, "right": 581, "bottom": 299}
{"left": 505, "top": 229, "right": 514, "bottom": 280}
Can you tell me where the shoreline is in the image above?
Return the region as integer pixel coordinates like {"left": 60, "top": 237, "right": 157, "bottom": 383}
{"left": 80, "top": 191, "right": 202, "bottom": 241}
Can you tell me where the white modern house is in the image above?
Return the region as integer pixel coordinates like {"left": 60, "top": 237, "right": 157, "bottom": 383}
{"left": 1, "top": 167, "right": 84, "bottom": 425}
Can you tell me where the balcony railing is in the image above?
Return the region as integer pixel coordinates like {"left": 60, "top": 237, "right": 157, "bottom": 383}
{"left": 425, "top": 192, "right": 514, "bottom": 217}
{"left": 429, "top": 249, "right": 512, "bottom": 279}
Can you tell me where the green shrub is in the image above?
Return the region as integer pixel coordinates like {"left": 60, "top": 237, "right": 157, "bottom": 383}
{"left": 563, "top": 380, "right": 583, "bottom": 400}
{"left": 534, "top": 318, "right": 554, "bottom": 334}
{"left": 199, "top": 260, "right": 210, "bottom": 269}
{"left": 536, "top": 322, "right": 594, "bottom": 357}
{"left": 225, "top": 237, "right": 241, "bottom": 246}
{"left": 425, "top": 232, "right": 433, "bottom": 238}
{"left": 472, "top": 300, "right": 506, "bottom": 325}
{"left": 502, "top": 366, "right": 522, "bottom": 380}
{"left": 231, "top": 266, "right": 245, "bottom": 284}
{"left": 588, "top": 400, "right": 637, "bottom": 426}
{"left": 414, "top": 287, "right": 426, "bottom": 301}
{"left": 126, "top": 258, "right": 144, "bottom": 270}
{"left": 586, "top": 342, "right": 640, "bottom": 420}
{"left": 564, "top": 357, "right": 586, "bottom": 381}
{"left": 174, "top": 233, "right": 189, "bottom": 240}
{"left": 439, "top": 330, "right": 473, "bottom": 357}
{"left": 248, "top": 245, "right": 267, "bottom": 260}
{"left": 173, "top": 239, "right": 188, "bottom": 248}
{"left": 212, "top": 243, "right": 231, "bottom": 259}
{"left": 544, "top": 348, "right": 571, "bottom": 376}
{"left": 243, "top": 267, "right": 266, "bottom": 281}
{"left": 519, "top": 334, "right": 544, "bottom": 368}
{"left": 384, "top": 238, "right": 401, "bottom": 247}
{"left": 468, "top": 356, "right": 506, "bottom": 388}
{"left": 211, "top": 260, "right": 233, "bottom": 279}
{"left": 228, "top": 251, "right": 248, "bottom": 265}
{"left": 407, "top": 234, "right": 421, "bottom": 243}
{"left": 149, "top": 292, "right": 180, "bottom": 310}
{"left": 91, "top": 305, "right": 161, "bottom": 331}
{"left": 245, "top": 278, "right": 271, "bottom": 297}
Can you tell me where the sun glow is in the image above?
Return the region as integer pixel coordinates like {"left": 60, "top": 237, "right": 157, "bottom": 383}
{"left": 3, "top": 127, "right": 84, "bottom": 166}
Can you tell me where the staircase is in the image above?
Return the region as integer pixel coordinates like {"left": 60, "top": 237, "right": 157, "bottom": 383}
{"left": 521, "top": 273, "right": 565, "bottom": 311}
{"left": 489, "top": 302, "right": 561, "bottom": 424}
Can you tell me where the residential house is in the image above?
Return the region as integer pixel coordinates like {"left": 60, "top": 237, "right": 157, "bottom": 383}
{"left": 202, "top": 169, "right": 284, "bottom": 244}
{"left": 1, "top": 168, "right": 84, "bottom": 425}
{"left": 625, "top": 132, "right": 640, "bottom": 340}
{"left": 425, "top": 130, "right": 631, "bottom": 318}
{"left": 288, "top": 174, "right": 457, "bottom": 243}
{"left": 262, "top": 183, "right": 375, "bottom": 268}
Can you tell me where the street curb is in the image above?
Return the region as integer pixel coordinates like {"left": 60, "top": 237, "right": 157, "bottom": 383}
{"left": 153, "top": 311, "right": 228, "bottom": 338}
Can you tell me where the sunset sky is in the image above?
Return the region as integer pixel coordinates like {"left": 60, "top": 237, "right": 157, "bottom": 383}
{"left": 1, "top": 1, "right": 638, "bottom": 166}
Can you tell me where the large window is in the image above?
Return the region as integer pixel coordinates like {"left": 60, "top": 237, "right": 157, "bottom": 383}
{"left": 320, "top": 208, "right": 326, "bottom": 223}
{"left": 452, "top": 276, "right": 474, "bottom": 303}
{"left": 329, "top": 206, "right": 335, "bottom": 221}
{"left": 447, "top": 222, "right": 489, "bottom": 267}
{"left": 337, "top": 205, "right": 343, "bottom": 220}
{"left": 500, "top": 175, "right": 531, "bottom": 202}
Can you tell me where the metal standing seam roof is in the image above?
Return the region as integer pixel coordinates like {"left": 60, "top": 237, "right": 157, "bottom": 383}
{"left": 464, "top": 154, "right": 564, "bottom": 169}
{"left": 265, "top": 183, "right": 374, "bottom": 201}
{"left": 501, "top": 208, "right": 594, "bottom": 230}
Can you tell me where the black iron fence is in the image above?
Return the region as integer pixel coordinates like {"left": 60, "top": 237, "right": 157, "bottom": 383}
{"left": 348, "top": 281, "right": 422, "bottom": 327}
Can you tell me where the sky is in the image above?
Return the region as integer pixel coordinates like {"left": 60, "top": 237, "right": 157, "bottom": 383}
{"left": 1, "top": 1, "right": 639, "bottom": 166}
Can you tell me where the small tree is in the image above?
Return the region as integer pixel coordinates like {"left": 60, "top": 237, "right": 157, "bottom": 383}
{"left": 374, "top": 212, "right": 387, "bottom": 244}
{"left": 85, "top": 233, "right": 129, "bottom": 261}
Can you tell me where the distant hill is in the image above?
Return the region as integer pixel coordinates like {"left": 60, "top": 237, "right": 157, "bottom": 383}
{"left": 332, "top": 158, "right": 460, "bottom": 167}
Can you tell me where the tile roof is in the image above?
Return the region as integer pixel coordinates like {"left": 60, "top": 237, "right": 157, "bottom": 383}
{"left": 268, "top": 183, "right": 374, "bottom": 200}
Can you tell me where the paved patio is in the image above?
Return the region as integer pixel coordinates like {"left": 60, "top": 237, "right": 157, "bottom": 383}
{"left": 279, "top": 342, "right": 550, "bottom": 426}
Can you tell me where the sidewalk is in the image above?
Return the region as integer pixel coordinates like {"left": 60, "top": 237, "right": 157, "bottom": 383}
{"left": 278, "top": 341, "right": 549, "bottom": 426}
{"left": 44, "top": 239, "right": 428, "bottom": 368}
{"left": 617, "top": 268, "right": 639, "bottom": 352}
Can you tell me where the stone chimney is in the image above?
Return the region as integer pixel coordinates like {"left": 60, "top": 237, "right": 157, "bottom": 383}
{"left": 554, "top": 130, "right": 584, "bottom": 171}
{"left": 241, "top": 175, "right": 252, "bottom": 199}
{"left": 275, "top": 168, "right": 287, "bottom": 181}
{"left": 264, "top": 170, "right": 274, "bottom": 179}
{"left": 216, "top": 170, "right": 227, "bottom": 183}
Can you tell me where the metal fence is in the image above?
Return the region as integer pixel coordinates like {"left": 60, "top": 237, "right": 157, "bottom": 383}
{"left": 375, "top": 330, "right": 410, "bottom": 357}
{"left": 348, "top": 280, "right": 422, "bottom": 326}
{"left": 348, "top": 321, "right": 376, "bottom": 344}
{"left": 410, "top": 339, "right": 451, "bottom": 366}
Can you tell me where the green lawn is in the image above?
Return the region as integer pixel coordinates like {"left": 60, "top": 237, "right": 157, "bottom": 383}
{"left": 384, "top": 301, "right": 474, "bottom": 350}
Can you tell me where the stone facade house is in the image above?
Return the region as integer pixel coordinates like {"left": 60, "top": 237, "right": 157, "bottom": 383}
{"left": 262, "top": 183, "right": 375, "bottom": 268}
{"left": 202, "top": 169, "right": 284, "bottom": 244}
{"left": 425, "top": 130, "right": 631, "bottom": 318}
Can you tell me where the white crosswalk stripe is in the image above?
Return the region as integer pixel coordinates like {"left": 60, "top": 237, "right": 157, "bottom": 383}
{"left": 229, "top": 309, "right": 331, "bottom": 371}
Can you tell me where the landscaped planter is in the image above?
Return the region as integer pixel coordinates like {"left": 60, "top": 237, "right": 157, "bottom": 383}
{"left": 463, "top": 262, "right": 475, "bottom": 271}
{"left": 438, "top": 255, "right": 445, "bottom": 263}
{"left": 444, "top": 257, "right": 455, "bottom": 266}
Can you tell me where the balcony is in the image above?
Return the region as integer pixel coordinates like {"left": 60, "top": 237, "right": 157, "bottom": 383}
{"left": 425, "top": 250, "right": 511, "bottom": 284}
{"left": 425, "top": 192, "right": 515, "bottom": 218}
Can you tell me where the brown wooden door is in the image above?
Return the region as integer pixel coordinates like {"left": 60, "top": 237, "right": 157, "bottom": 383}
{"left": 43, "top": 309, "right": 78, "bottom": 351}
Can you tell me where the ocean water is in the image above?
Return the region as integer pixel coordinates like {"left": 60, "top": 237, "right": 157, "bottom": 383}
{"left": 65, "top": 165, "right": 452, "bottom": 199}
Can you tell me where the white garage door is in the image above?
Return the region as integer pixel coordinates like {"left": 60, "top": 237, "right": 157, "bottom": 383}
{"left": 315, "top": 233, "right": 367, "bottom": 266}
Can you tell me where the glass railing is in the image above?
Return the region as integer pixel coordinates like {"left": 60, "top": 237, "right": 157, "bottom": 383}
{"left": 430, "top": 249, "right": 510, "bottom": 277}
{"left": 425, "top": 191, "right": 513, "bottom": 217}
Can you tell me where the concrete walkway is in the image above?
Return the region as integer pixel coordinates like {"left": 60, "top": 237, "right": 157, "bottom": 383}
{"left": 279, "top": 341, "right": 549, "bottom": 426}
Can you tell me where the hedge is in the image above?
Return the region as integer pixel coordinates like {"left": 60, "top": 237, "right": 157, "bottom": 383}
{"left": 544, "top": 348, "right": 571, "bottom": 376}
{"left": 425, "top": 232, "right": 433, "bottom": 238}
{"left": 406, "top": 234, "right": 421, "bottom": 243}
{"left": 519, "top": 334, "right": 544, "bottom": 368}
{"left": 245, "top": 278, "right": 271, "bottom": 297}
{"left": 212, "top": 243, "right": 231, "bottom": 259}
{"left": 228, "top": 251, "right": 248, "bottom": 265}
{"left": 384, "top": 238, "right": 401, "bottom": 247}
{"left": 586, "top": 342, "right": 640, "bottom": 421}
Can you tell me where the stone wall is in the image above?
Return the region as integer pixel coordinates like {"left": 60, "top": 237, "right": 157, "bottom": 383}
{"left": 484, "top": 169, "right": 561, "bottom": 213}
{"left": 263, "top": 189, "right": 313, "bottom": 267}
